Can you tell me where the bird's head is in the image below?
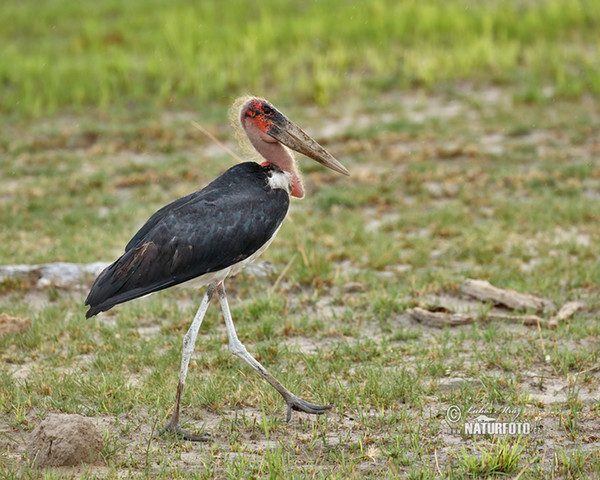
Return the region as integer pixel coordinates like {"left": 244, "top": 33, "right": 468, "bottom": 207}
{"left": 236, "top": 97, "right": 350, "bottom": 183}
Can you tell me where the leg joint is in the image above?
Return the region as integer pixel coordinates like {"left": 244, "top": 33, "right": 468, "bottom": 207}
{"left": 229, "top": 340, "right": 248, "bottom": 357}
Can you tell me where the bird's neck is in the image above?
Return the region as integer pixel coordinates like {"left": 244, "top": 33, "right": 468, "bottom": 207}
{"left": 244, "top": 123, "right": 305, "bottom": 198}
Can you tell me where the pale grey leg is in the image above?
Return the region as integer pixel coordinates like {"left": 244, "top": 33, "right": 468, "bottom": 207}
{"left": 163, "top": 282, "right": 217, "bottom": 441}
{"left": 216, "top": 282, "right": 332, "bottom": 421}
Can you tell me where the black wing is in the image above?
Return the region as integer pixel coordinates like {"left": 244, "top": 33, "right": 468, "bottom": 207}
{"left": 85, "top": 162, "right": 289, "bottom": 317}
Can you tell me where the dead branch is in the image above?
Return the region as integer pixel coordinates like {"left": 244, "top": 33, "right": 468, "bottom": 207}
{"left": 409, "top": 307, "right": 473, "bottom": 328}
{"left": 462, "top": 279, "right": 555, "bottom": 313}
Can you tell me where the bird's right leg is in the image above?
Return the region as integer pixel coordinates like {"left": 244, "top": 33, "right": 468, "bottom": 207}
{"left": 216, "top": 282, "right": 332, "bottom": 422}
{"left": 162, "top": 282, "right": 217, "bottom": 441}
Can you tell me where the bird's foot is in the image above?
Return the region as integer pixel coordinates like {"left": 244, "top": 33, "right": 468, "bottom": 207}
{"left": 285, "top": 394, "right": 333, "bottom": 422}
{"left": 161, "top": 422, "right": 210, "bottom": 442}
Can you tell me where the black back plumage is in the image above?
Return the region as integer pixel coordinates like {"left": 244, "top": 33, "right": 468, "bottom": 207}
{"left": 85, "top": 162, "right": 289, "bottom": 317}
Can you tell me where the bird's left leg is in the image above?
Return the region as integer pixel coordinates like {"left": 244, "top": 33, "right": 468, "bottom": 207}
{"left": 162, "top": 282, "right": 217, "bottom": 441}
{"left": 216, "top": 282, "right": 332, "bottom": 422}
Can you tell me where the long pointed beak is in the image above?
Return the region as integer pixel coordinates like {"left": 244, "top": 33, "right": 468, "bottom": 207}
{"left": 268, "top": 116, "right": 350, "bottom": 176}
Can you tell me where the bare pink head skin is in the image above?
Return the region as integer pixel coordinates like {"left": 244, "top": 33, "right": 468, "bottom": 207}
{"left": 238, "top": 97, "right": 349, "bottom": 198}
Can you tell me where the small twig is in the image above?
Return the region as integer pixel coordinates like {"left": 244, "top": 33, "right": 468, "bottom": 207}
{"left": 191, "top": 121, "right": 243, "bottom": 163}
{"left": 296, "top": 239, "right": 310, "bottom": 268}
{"left": 536, "top": 317, "right": 547, "bottom": 358}
{"left": 514, "top": 453, "right": 539, "bottom": 480}
{"left": 574, "top": 363, "right": 600, "bottom": 378}
{"left": 271, "top": 253, "right": 297, "bottom": 293}
{"left": 486, "top": 312, "right": 545, "bottom": 326}
{"left": 541, "top": 445, "right": 547, "bottom": 474}
{"left": 145, "top": 414, "right": 160, "bottom": 468}
{"left": 434, "top": 449, "right": 443, "bottom": 477}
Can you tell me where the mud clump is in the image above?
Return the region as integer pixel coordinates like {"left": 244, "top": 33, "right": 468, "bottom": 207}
{"left": 0, "top": 313, "right": 31, "bottom": 338}
{"left": 27, "top": 413, "right": 103, "bottom": 467}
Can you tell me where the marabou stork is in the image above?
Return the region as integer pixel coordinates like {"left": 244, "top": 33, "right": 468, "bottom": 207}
{"left": 85, "top": 96, "right": 349, "bottom": 441}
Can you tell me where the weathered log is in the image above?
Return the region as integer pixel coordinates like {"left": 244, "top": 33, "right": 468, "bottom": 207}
{"left": 462, "top": 279, "right": 555, "bottom": 313}
{"left": 409, "top": 307, "right": 473, "bottom": 328}
{"left": 548, "top": 300, "right": 585, "bottom": 328}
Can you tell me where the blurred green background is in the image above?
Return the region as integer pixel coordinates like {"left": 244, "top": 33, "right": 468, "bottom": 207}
{"left": 2, "top": 0, "right": 599, "bottom": 117}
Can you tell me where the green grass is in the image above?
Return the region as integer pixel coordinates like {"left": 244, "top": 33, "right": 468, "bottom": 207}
{"left": 1, "top": 0, "right": 600, "bottom": 117}
{"left": 459, "top": 437, "right": 524, "bottom": 476}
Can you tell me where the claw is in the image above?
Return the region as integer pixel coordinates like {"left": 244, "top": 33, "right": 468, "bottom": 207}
{"left": 161, "top": 423, "right": 210, "bottom": 442}
{"left": 285, "top": 394, "right": 333, "bottom": 422}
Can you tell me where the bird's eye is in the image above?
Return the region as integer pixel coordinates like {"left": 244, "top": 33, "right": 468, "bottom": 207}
{"left": 262, "top": 104, "right": 274, "bottom": 116}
